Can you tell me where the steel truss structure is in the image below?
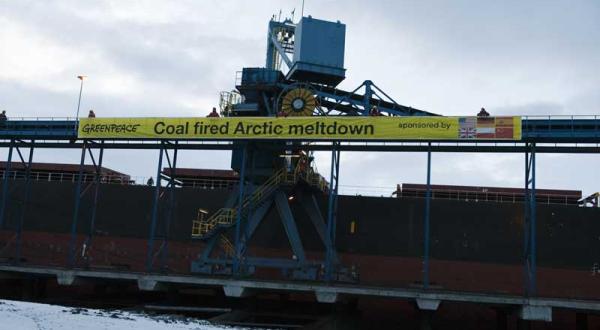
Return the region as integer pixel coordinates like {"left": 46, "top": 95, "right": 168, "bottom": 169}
{"left": 0, "top": 116, "right": 598, "bottom": 296}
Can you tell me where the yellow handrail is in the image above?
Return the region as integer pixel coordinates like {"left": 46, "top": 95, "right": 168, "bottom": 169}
{"left": 193, "top": 157, "right": 328, "bottom": 238}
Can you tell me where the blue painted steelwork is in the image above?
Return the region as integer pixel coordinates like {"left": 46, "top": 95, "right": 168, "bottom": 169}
{"left": 325, "top": 142, "right": 340, "bottom": 281}
{"left": 274, "top": 189, "right": 307, "bottom": 264}
{"left": 15, "top": 141, "right": 34, "bottom": 265}
{"left": 363, "top": 82, "right": 372, "bottom": 115}
{"left": 522, "top": 117, "right": 600, "bottom": 142}
{"left": 84, "top": 142, "right": 104, "bottom": 266}
{"left": 0, "top": 139, "right": 14, "bottom": 229}
{"left": 265, "top": 20, "right": 295, "bottom": 71}
{"left": 160, "top": 142, "right": 179, "bottom": 271}
{"left": 423, "top": 143, "right": 432, "bottom": 289}
{"left": 524, "top": 143, "right": 537, "bottom": 297}
{"left": 288, "top": 16, "right": 346, "bottom": 86}
{"left": 314, "top": 81, "right": 433, "bottom": 116}
{"left": 272, "top": 80, "right": 434, "bottom": 117}
{"left": 233, "top": 145, "right": 247, "bottom": 276}
{"left": 0, "top": 120, "right": 77, "bottom": 139}
{"left": 244, "top": 199, "right": 273, "bottom": 241}
{"left": 68, "top": 142, "right": 87, "bottom": 267}
{"left": 146, "top": 145, "right": 164, "bottom": 272}
{"left": 300, "top": 193, "right": 333, "bottom": 258}
{"left": 200, "top": 256, "right": 323, "bottom": 269}
{"left": 68, "top": 141, "right": 105, "bottom": 267}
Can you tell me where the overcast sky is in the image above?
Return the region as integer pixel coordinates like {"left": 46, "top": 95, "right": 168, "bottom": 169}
{"left": 1, "top": 0, "right": 599, "bottom": 196}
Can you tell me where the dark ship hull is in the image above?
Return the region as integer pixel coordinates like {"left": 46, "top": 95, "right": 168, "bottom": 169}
{"left": 0, "top": 179, "right": 598, "bottom": 300}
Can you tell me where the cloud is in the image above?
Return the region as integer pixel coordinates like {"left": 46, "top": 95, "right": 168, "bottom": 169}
{"left": 1, "top": 0, "right": 599, "bottom": 195}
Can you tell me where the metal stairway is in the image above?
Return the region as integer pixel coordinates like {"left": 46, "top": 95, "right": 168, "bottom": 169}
{"left": 191, "top": 159, "right": 328, "bottom": 240}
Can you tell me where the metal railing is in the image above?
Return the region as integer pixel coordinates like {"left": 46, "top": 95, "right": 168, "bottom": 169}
{"left": 192, "top": 156, "right": 330, "bottom": 239}
{"left": 1, "top": 117, "right": 78, "bottom": 121}
{"left": 0, "top": 170, "right": 131, "bottom": 185}
{"left": 398, "top": 187, "right": 581, "bottom": 206}
{"left": 0, "top": 169, "right": 241, "bottom": 190}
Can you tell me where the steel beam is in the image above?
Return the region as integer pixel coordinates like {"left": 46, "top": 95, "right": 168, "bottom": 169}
{"left": 524, "top": 143, "right": 537, "bottom": 297}
{"left": 300, "top": 192, "right": 331, "bottom": 255}
{"left": 268, "top": 30, "right": 293, "bottom": 69}
{"left": 15, "top": 141, "right": 34, "bottom": 264}
{"left": 243, "top": 199, "right": 273, "bottom": 246}
{"left": 146, "top": 144, "right": 164, "bottom": 272}
{"left": 363, "top": 81, "right": 372, "bottom": 115}
{"left": 68, "top": 141, "right": 87, "bottom": 267}
{"left": 160, "top": 142, "right": 178, "bottom": 271}
{"left": 325, "top": 142, "right": 341, "bottom": 281}
{"left": 0, "top": 139, "right": 14, "bottom": 229}
{"left": 84, "top": 142, "right": 104, "bottom": 265}
{"left": 233, "top": 145, "right": 247, "bottom": 276}
{"left": 423, "top": 143, "right": 432, "bottom": 289}
{"left": 274, "top": 190, "right": 306, "bottom": 264}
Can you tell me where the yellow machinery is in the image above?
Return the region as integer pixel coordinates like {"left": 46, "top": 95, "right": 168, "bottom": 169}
{"left": 280, "top": 88, "right": 317, "bottom": 116}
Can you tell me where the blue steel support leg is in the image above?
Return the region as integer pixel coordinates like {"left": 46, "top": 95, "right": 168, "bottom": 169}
{"left": 529, "top": 144, "right": 537, "bottom": 296}
{"left": 69, "top": 141, "right": 87, "bottom": 267}
{"left": 195, "top": 234, "right": 220, "bottom": 272}
{"left": 274, "top": 190, "right": 307, "bottom": 264}
{"left": 146, "top": 144, "right": 164, "bottom": 272}
{"left": 300, "top": 193, "right": 329, "bottom": 252}
{"left": 15, "top": 142, "right": 34, "bottom": 264}
{"left": 331, "top": 148, "right": 340, "bottom": 257}
{"left": 243, "top": 199, "right": 273, "bottom": 246}
{"left": 524, "top": 143, "right": 537, "bottom": 297}
{"left": 423, "top": 143, "right": 432, "bottom": 289}
{"left": 325, "top": 142, "right": 340, "bottom": 281}
{"left": 85, "top": 143, "right": 104, "bottom": 264}
{"left": 239, "top": 149, "right": 256, "bottom": 259}
{"left": 531, "top": 144, "right": 537, "bottom": 296}
{"left": 524, "top": 148, "right": 529, "bottom": 296}
{"left": 233, "top": 144, "right": 247, "bottom": 276}
{"left": 363, "top": 81, "right": 372, "bottom": 115}
{"left": 0, "top": 139, "right": 15, "bottom": 229}
{"left": 160, "top": 142, "right": 178, "bottom": 271}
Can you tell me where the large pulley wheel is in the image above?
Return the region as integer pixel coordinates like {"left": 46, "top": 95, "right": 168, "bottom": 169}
{"left": 281, "top": 88, "right": 316, "bottom": 116}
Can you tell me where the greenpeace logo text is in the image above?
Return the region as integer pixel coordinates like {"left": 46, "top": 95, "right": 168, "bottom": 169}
{"left": 81, "top": 123, "right": 141, "bottom": 133}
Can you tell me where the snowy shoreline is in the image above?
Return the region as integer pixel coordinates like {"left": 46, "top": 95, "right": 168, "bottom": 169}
{"left": 0, "top": 299, "right": 242, "bottom": 330}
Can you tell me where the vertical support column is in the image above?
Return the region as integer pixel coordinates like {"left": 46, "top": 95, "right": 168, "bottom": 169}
{"left": 69, "top": 141, "right": 87, "bottom": 267}
{"left": 325, "top": 142, "right": 341, "bottom": 281}
{"left": 0, "top": 139, "right": 15, "bottom": 228}
{"left": 160, "top": 142, "right": 178, "bottom": 271}
{"left": 85, "top": 142, "right": 104, "bottom": 262}
{"left": 233, "top": 144, "right": 248, "bottom": 276}
{"left": 265, "top": 23, "right": 275, "bottom": 69}
{"left": 524, "top": 143, "right": 537, "bottom": 296}
{"left": 423, "top": 143, "right": 432, "bottom": 289}
{"left": 146, "top": 144, "right": 164, "bottom": 272}
{"left": 15, "top": 141, "right": 35, "bottom": 264}
{"left": 239, "top": 148, "right": 255, "bottom": 260}
{"left": 363, "top": 81, "right": 372, "bottom": 115}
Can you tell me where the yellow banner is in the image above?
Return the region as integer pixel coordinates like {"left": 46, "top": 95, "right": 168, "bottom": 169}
{"left": 78, "top": 116, "right": 521, "bottom": 141}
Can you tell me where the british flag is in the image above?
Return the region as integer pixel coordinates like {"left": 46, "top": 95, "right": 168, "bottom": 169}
{"left": 459, "top": 127, "right": 476, "bottom": 138}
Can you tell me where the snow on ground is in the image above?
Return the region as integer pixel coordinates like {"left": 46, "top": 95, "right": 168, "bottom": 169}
{"left": 0, "top": 299, "right": 239, "bottom": 330}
